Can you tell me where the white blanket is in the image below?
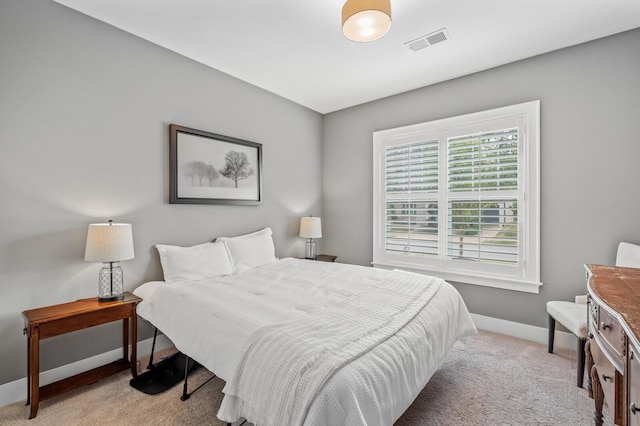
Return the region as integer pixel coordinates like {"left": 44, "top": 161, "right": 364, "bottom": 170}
{"left": 218, "top": 270, "right": 442, "bottom": 425}
{"left": 134, "top": 258, "right": 477, "bottom": 426}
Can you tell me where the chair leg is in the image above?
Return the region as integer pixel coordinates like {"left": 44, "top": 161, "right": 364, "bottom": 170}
{"left": 577, "top": 337, "right": 587, "bottom": 388}
{"left": 548, "top": 315, "right": 556, "bottom": 353}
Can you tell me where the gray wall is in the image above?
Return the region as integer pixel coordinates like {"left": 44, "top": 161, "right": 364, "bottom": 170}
{"left": 0, "top": 0, "right": 322, "bottom": 385}
{"left": 323, "top": 28, "right": 640, "bottom": 328}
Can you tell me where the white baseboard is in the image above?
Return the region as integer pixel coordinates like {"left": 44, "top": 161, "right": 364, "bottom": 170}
{"left": 471, "top": 313, "right": 579, "bottom": 351}
{"left": 0, "top": 334, "right": 173, "bottom": 409}
{"left": 0, "top": 315, "right": 578, "bottom": 409}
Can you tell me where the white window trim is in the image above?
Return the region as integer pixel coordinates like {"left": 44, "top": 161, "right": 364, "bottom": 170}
{"left": 373, "top": 101, "right": 541, "bottom": 294}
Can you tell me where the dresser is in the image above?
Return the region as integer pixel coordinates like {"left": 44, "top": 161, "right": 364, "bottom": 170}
{"left": 586, "top": 264, "right": 640, "bottom": 426}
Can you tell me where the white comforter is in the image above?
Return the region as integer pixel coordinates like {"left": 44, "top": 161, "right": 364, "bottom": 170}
{"left": 134, "top": 258, "right": 477, "bottom": 426}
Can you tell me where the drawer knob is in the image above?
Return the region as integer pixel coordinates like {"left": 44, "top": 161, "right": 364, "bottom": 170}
{"left": 589, "top": 333, "right": 594, "bottom": 339}
{"left": 601, "top": 322, "right": 611, "bottom": 330}
{"left": 632, "top": 403, "right": 639, "bottom": 415}
{"left": 602, "top": 374, "right": 613, "bottom": 382}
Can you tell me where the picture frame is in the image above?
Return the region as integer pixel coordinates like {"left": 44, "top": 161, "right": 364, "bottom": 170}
{"left": 169, "top": 124, "right": 263, "bottom": 205}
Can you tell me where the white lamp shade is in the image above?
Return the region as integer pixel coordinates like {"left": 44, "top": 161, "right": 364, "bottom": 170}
{"left": 342, "top": 0, "right": 391, "bottom": 43}
{"left": 299, "top": 217, "right": 322, "bottom": 239}
{"left": 84, "top": 222, "right": 135, "bottom": 262}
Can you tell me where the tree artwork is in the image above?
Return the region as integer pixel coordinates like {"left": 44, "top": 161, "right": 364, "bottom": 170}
{"left": 183, "top": 161, "right": 199, "bottom": 185}
{"left": 219, "top": 150, "right": 254, "bottom": 188}
{"left": 171, "top": 124, "right": 262, "bottom": 205}
{"left": 182, "top": 161, "right": 219, "bottom": 186}
{"left": 204, "top": 164, "right": 219, "bottom": 186}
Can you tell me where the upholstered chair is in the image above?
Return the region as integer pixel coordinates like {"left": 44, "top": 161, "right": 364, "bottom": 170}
{"left": 546, "top": 242, "right": 640, "bottom": 388}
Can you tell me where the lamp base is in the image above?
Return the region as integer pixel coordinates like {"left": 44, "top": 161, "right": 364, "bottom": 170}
{"left": 98, "top": 262, "right": 125, "bottom": 302}
{"left": 305, "top": 239, "right": 317, "bottom": 260}
{"left": 98, "top": 294, "right": 124, "bottom": 302}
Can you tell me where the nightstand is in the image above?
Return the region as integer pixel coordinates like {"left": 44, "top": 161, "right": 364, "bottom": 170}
{"left": 315, "top": 254, "right": 337, "bottom": 262}
{"left": 298, "top": 254, "right": 337, "bottom": 262}
{"left": 22, "top": 292, "right": 141, "bottom": 419}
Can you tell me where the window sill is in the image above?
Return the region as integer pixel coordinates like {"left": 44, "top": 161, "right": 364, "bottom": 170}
{"left": 372, "top": 261, "right": 542, "bottom": 294}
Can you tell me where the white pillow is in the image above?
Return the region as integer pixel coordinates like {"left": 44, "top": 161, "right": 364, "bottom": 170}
{"left": 155, "top": 242, "right": 233, "bottom": 284}
{"left": 217, "top": 228, "right": 276, "bottom": 272}
{"left": 217, "top": 227, "right": 272, "bottom": 241}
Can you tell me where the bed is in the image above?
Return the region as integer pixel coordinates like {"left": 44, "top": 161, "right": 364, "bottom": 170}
{"left": 133, "top": 228, "right": 477, "bottom": 425}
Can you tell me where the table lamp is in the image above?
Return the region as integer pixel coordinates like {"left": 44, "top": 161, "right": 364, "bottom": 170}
{"left": 299, "top": 216, "right": 322, "bottom": 260}
{"left": 84, "top": 220, "right": 134, "bottom": 301}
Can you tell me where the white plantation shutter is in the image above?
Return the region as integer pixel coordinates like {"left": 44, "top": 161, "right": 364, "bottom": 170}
{"left": 373, "top": 101, "right": 541, "bottom": 293}
{"left": 447, "top": 199, "right": 518, "bottom": 265}
{"left": 448, "top": 128, "right": 518, "bottom": 192}
{"left": 385, "top": 140, "right": 439, "bottom": 257}
{"left": 385, "top": 141, "right": 438, "bottom": 194}
{"left": 446, "top": 129, "right": 519, "bottom": 266}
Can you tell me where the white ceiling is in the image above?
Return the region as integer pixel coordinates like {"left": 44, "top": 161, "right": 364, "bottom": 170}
{"left": 53, "top": 0, "right": 640, "bottom": 114}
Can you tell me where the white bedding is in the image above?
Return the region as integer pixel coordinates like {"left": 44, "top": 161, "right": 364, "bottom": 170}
{"left": 134, "top": 257, "right": 477, "bottom": 425}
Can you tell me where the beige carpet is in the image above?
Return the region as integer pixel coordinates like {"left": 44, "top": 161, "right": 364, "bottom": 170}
{"left": 0, "top": 330, "right": 611, "bottom": 425}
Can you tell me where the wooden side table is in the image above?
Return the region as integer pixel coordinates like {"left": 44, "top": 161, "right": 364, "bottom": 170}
{"left": 298, "top": 254, "right": 338, "bottom": 262}
{"left": 316, "top": 254, "right": 337, "bottom": 262}
{"left": 22, "top": 292, "right": 141, "bottom": 419}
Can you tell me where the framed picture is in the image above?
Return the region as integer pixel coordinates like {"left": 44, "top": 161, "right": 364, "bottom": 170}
{"left": 169, "top": 124, "right": 263, "bottom": 205}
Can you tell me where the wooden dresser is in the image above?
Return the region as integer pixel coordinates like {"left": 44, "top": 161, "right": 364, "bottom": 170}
{"left": 586, "top": 264, "right": 640, "bottom": 426}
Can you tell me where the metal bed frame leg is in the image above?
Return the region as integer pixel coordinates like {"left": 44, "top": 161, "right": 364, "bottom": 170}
{"left": 180, "top": 354, "right": 191, "bottom": 401}
{"left": 180, "top": 354, "right": 216, "bottom": 401}
{"left": 144, "top": 326, "right": 216, "bottom": 402}
{"left": 147, "top": 327, "right": 158, "bottom": 370}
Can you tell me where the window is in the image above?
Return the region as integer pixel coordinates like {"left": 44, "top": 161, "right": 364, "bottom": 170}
{"left": 373, "top": 101, "right": 541, "bottom": 293}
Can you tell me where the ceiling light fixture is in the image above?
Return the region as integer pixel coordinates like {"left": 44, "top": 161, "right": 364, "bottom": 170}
{"left": 342, "top": 0, "right": 392, "bottom": 43}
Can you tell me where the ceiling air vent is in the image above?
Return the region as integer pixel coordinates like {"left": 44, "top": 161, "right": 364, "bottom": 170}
{"left": 406, "top": 28, "right": 451, "bottom": 52}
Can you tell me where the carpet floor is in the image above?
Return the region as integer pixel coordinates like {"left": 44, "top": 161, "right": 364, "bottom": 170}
{"left": 0, "top": 330, "right": 612, "bottom": 425}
